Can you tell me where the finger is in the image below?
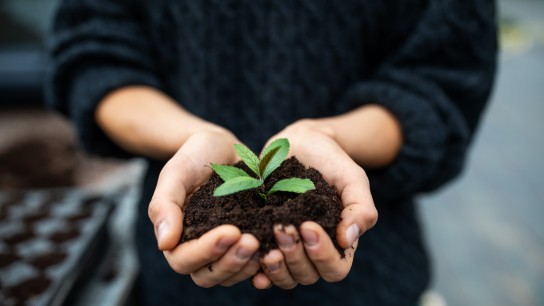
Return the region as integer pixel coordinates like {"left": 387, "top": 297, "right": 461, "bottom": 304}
{"left": 261, "top": 250, "right": 297, "bottom": 289}
{"left": 149, "top": 132, "right": 239, "bottom": 250}
{"left": 148, "top": 196, "right": 184, "bottom": 251}
{"left": 274, "top": 132, "right": 377, "bottom": 250}
{"left": 164, "top": 224, "right": 241, "bottom": 275}
{"left": 334, "top": 165, "right": 378, "bottom": 249}
{"left": 300, "top": 221, "right": 352, "bottom": 282}
{"left": 251, "top": 272, "right": 272, "bottom": 289}
{"left": 148, "top": 152, "right": 209, "bottom": 250}
{"left": 190, "top": 233, "right": 259, "bottom": 288}
{"left": 274, "top": 224, "right": 319, "bottom": 285}
{"left": 219, "top": 253, "right": 261, "bottom": 287}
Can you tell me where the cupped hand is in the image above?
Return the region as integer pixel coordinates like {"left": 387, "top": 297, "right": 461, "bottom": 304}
{"left": 252, "top": 120, "right": 378, "bottom": 289}
{"left": 148, "top": 129, "right": 261, "bottom": 287}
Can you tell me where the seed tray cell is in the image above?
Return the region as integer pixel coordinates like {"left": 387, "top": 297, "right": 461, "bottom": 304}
{"left": 0, "top": 190, "right": 113, "bottom": 306}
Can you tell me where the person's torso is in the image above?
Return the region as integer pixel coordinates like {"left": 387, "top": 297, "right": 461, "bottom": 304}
{"left": 137, "top": 0, "right": 425, "bottom": 150}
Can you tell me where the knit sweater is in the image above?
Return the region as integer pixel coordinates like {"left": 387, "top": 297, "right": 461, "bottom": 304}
{"left": 46, "top": 1, "right": 497, "bottom": 305}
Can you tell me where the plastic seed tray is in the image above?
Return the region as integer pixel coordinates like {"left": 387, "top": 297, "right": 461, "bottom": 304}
{"left": 0, "top": 190, "right": 113, "bottom": 306}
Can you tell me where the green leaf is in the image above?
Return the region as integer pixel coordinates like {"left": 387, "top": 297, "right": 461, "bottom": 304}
{"left": 213, "top": 176, "right": 263, "bottom": 197}
{"left": 260, "top": 138, "right": 290, "bottom": 180}
{"left": 268, "top": 178, "right": 315, "bottom": 195}
{"left": 258, "top": 146, "right": 280, "bottom": 178}
{"left": 234, "top": 144, "right": 261, "bottom": 177}
{"left": 210, "top": 163, "right": 249, "bottom": 182}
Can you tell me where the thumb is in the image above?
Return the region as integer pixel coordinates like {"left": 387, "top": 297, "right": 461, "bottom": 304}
{"left": 148, "top": 153, "right": 204, "bottom": 250}
{"left": 335, "top": 166, "right": 378, "bottom": 249}
{"left": 149, "top": 198, "right": 184, "bottom": 250}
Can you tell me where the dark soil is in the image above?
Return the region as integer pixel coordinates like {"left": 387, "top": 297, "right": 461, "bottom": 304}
{"left": 29, "top": 251, "right": 68, "bottom": 270}
{"left": 0, "top": 190, "right": 111, "bottom": 305}
{"left": 82, "top": 195, "right": 102, "bottom": 206}
{"left": 66, "top": 210, "right": 92, "bottom": 223}
{"left": 23, "top": 211, "right": 50, "bottom": 224}
{"left": 7, "top": 275, "right": 51, "bottom": 301}
{"left": 49, "top": 228, "right": 80, "bottom": 243}
{"left": 4, "top": 229, "right": 35, "bottom": 245}
{"left": 182, "top": 157, "right": 343, "bottom": 255}
{"left": 0, "top": 206, "right": 6, "bottom": 221}
{"left": 0, "top": 252, "right": 20, "bottom": 268}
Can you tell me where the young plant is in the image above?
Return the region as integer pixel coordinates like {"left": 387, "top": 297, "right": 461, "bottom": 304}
{"left": 210, "top": 138, "right": 315, "bottom": 200}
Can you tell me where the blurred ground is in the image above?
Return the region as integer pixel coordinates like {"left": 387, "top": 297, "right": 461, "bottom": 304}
{"left": 0, "top": 108, "right": 127, "bottom": 190}
{"left": 419, "top": 0, "right": 544, "bottom": 305}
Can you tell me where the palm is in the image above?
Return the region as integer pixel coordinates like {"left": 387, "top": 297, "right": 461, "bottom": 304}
{"left": 252, "top": 123, "right": 378, "bottom": 289}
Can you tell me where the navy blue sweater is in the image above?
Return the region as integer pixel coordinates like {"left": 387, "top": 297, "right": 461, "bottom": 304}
{"left": 47, "top": 1, "right": 497, "bottom": 305}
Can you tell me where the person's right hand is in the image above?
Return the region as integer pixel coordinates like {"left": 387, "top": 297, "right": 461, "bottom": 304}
{"left": 147, "top": 129, "right": 262, "bottom": 287}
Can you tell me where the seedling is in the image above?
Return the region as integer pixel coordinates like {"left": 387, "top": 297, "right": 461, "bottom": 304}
{"left": 210, "top": 138, "right": 315, "bottom": 200}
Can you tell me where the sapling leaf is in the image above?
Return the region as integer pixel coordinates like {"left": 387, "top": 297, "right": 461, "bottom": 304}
{"left": 258, "top": 146, "right": 280, "bottom": 178}
{"left": 213, "top": 176, "right": 263, "bottom": 197}
{"left": 260, "top": 138, "right": 290, "bottom": 180}
{"left": 210, "top": 163, "right": 249, "bottom": 181}
{"left": 268, "top": 178, "right": 316, "bottom": 195}
{"left": 234, "top": 143, "right": 260, "bottom": 177}
{"left": 212, "top": 138, "right": 315, "bottom": 199}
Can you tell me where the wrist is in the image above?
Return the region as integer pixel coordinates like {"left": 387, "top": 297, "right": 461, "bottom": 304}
{"left": 330, "top": 104, "right": 402, "bottom": 168}
{"left": 161, "top": 121, "right": 234, "bottom": 158}
{"left": 95, "top": 86, "right": 233, "bottom": 160}
{"left": 292, "top": 105, "right": 402, "bottom": 169}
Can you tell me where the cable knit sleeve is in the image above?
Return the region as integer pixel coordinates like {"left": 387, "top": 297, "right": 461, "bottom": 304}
{"left": 338, "top": 0, "right": 497, "bottom": 204}
{"left": 45, "top": 0, "right": 163, "bottom": 158}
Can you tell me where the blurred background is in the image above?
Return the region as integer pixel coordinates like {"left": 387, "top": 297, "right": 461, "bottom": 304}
{"left": 0, "top": 0, "right": 542, "bottom": 305}
{"left": 420, "top": 0, "right": 544, "bottom": 305}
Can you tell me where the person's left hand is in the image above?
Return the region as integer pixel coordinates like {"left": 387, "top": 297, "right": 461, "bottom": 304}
{"left": 251, "top": 120, "right": 378, "bottom": 289}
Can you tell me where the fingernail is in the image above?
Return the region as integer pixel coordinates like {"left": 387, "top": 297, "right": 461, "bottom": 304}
{"left": 236, "top": 247, "right": 253, "bottom": 261}
{"left": 157, "top": 221, "right": 168, "bottom": 244}
{"left": 217, "top": 237, "right": 236, "bottom": 250}
{"left": 301, "top": 228, "right": 318, "bottom": 246}
{"left": 346, "top": 224, "right": 360, "bottom": 246}
{"left": 276, "top": 230, "right": 295, "bottom": 249}
{"left": 267, "top": 262, "right": 281, "bottom": 272}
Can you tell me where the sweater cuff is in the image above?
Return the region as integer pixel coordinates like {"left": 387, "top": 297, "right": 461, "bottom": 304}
{"left": 50, "top": 64, "right": 163, "bottom": 158}
{"left": 338, "top": 81, "right": 450, "bottom": 204}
